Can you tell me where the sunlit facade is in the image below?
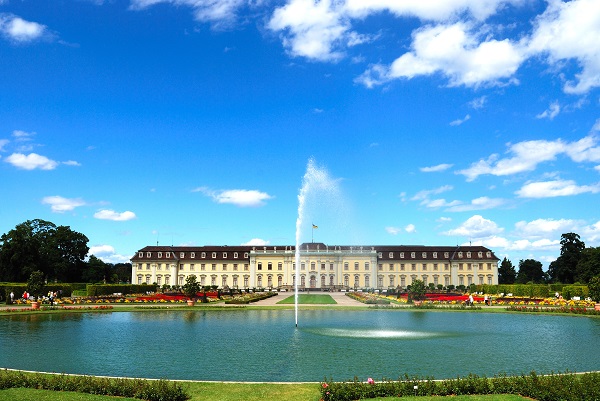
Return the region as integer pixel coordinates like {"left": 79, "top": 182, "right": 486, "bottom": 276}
{"left": 131, "top": 243, "right": 499, "bottom": 290}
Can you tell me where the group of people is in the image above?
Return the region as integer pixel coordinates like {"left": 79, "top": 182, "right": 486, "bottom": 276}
{"left": 7, "top": 290, "right": 60, "bottom": 305}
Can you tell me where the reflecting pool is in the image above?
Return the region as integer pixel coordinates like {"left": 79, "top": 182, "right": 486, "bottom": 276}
{"left": 1, "top": 309, "right": 599, "bottom": 382}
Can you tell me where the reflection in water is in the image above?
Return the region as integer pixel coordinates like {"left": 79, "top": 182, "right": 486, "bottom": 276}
{"left": 1, "top": 310, "right": 599, "bottom": 382}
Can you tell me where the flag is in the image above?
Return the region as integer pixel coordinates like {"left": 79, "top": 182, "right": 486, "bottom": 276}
{"left": 312, "top": 224, "right": 318, "bottom": 229}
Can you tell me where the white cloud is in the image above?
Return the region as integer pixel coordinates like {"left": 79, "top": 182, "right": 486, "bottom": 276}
{"left": 62, "top": 160, "right": 81, "bottom": 166}
{"left": 457, "top": 133, "right": 600, "bottom": 181}
{"left": 536, "top": 101, "right": 560, "bottom": 120}
{"left": 94, "top": 209, "right": 137, "bottom": 221}
{"left": 450, "top": 114, "right": 471, "bottom": 126}
{"left": 0, "top": 139, "right": 8, "bottom": 152}
{"left": 446, "top": 196, "right": 505, "bottom": 212}
{"left": 442, "top": 215, "right": 504, "bottom": 238}
{"left": 385, "top": 226, "right": 401, "bottom": 235}
{"left": 0, "top": 14, "right": 47, "bottom": 42}
{"left": 130, "top": 0, "right": 246, "bottom": 29}
{"left": 514, "top": 218, "right": 581, "bottom": 239}
{"left": 515, "top": 179, "right": 600, "bottom": 198}
{"left": 420, "top": 163, "right": 453, "bottom": 172}
{"left": 4, "top": 152, "right": 58, "bottom": 170}
{"left": 422, "top": 198, "right": 462, "bottom": 209}
{"left": 405, "top": 224, "right": 416, "bottom": 233}
{"left": 42, "top": 196, "right": 86, "bottom": 213}
{"left": 242, "top": 238, "right": 270, "bottom": 246}
{"left": 89, "top": 245, "right": 132, "bottom": 264}
{"left": 411, "top": 185, "right": 453, "bottom": 201}
{"left": 528, "top": 0, "right": 600, "bottom": 94}
{"left": 194, "top": 187, "right": 273, "bottom": 207}
{"left": 469, "top": 95, "right": 487, "bottom": 109}
{"left": 357, "top": 22, "right": 525, "bottom": 88}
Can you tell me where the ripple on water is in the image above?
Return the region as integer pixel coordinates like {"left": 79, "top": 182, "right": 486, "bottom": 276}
{"left": 303, "top": 327, "right": 452, "bottom": 339}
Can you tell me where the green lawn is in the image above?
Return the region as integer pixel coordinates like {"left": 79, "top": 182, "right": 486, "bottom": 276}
{"left": 277, "top": 294, "right": 337, "bottom": 304}
{"left": 0, "top": 386, "right": 533, "bottom": 401}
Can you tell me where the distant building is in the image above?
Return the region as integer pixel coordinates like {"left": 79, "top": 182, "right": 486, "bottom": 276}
{"left": 131, "top": 243, "right": 499, "bottom": 290}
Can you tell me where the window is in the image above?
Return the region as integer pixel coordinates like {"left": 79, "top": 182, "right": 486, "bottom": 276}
{"left": 201, "top": 264, "right": 205, "bottom": 271}
{"left": 278, "top": 262, "right": 283, "bottom": 270}
{"left": 459, "top": 263, "right": 464, "bottom": 270}
{"left": 191, "top": 252, "right": 195, "bottom": 258}
{"left": 444, "top": 263, "right": 449, "bottom": 271}
{"left": 411, "top": 264, "right": 416, "bottom": 271}
{"left": 138, "top": 252, "right": 143, "bottom": 257}
{"left": 389, "top": 276, "right": 394, "bottom": 287}
{"left": 244, "top": 264, "right": 249, "bottom": 271}
{"left": 244, "top": 252, "right": 249, "bottom": 258}
{"left": 433, "top": 263, "right": 438, "bottom": 271}
{"left": 258, "top": 263, "right": 262, "bottom": 271}
{"left": 234, "top": 252, "right": 238, "bottom": 258}
{"left": 401, "top": 263, "right": 405, "bottom": 271}
{"left": 365, "top": 262, "right": 370, "bottom": 270}
{"left": 268, "top": 263, "right": 272, "bottom": 271}
{"left": 344, "top": 262, "right": 349, "bottom": 270}
{"left": 389, "top": 263, "right": 394, "bottom": 271}
{"left": 233, "top": 276, "right": 238, "bottom": 287}
{"left": 146, "top": 263, "right": 150, "bottom": 270}
{"left": 157, "top": 276, "right": 161, "bottom": 285}
{"left": 233, "top": 264, "right": 238, "bottom": 271}
{"left": 278, "top": 276, "right": 283, "bottom": 287}
{"left": 223, "top": 264, "right": 227, "bottom": 271}
{"left": 422, "top": 252, "right": 427, "bottom": 258}
{"left": 211, "top": 264, "right": 216, "bottom": 271}
{"left": 458, "top": 252, "right": 463, "bottom": 258}
{"left": 434, "top": 276, "right": 439, "bottom": 286}
{"left": 211, "top": 276, "right": 216, "bottom": 286}
{"left": 354, "top": 262, "right": 359, "bottom": 271}
{"left": 378, "top": 275, "right": 383, "bottom": 288}
{"left": 165, "top": 252, "right": 170, "bottom": 258}
{"left": 354, "top": 275, "right": 360, "bottom": 288}
{"left": 212, "top": 252, "right": 217, "bottom": 258}
{"left": 321, "top": 263, "right": 326, "bottom": 271}
{"left": 389, "top": 252, "right": 394, "bottom": 258}
{"left": 400, "top": 252, "right": 404, "bottom": 258}
{"left": 223, "top": 252, "right": 227, "bottom": 258}
{"left": 445, "top": 276, "right": 449, "bottom": 286}
{"left": 467, "top": 263, "right": 472, "bottom": 270}
{"left": 411, "top": 252, "right": 416, "bottom": 258}
{"left": 486, "top": 251, "right": 491, "bottom": 258}
{"left": 444, "top": 252, "right": 449, "bottom": 258}
{"left": 165, "top": 276, "right": 170, "bottom": 285}
{"left": 146, "top": 252, "right": 151, "bottom": 258}
{"left": 157, "top": 263, "right": 162, "bottom": 270}
{"left": 400, "top": 276, "right": 406, "bottom": 287}
{"left": 478, "top": 252, "right": 483, "bottom": 258}
{"left": 422, "top": 263, "right": 427, "bottom": 270}
{"left": 344, "top": 275, "right": 349, "bottom": 287}
{"left": 190, "top": 264, "right": 194, "bottom": 271}
{"left": 378, "top": 252, "right": 382, "bottom": 258}
{"left": 180, "top": 252, "right": 185, "bottom": 258}
{"left": 301, "top": 263, "right": 306, "bottom": 270}
{"left": 158, "top": 252, "right": 163, "bottom": 258}
{"left": 330, "top": 263, "right": 334, "bottom": 271}
{"left": 487, "top": 263, "right": 492, "bottom": 270}
{"left": 179, "top": 264, "right": 184, "bottom": 270}
{"left": 222, "top": 276, "right": 228, "bottom": 287}
{"left": 365, "top": 276, "right": 370, "bottom": 287}
{"left": 244, "top": 276, "right": 249, "bottom": 287}
{"left": 466, "top": 252, "right": 471, "bottom": 258}
{"left": 311, "top": 262, "right": 316, "bottom": 270}
{"left": 137, "top": 276, "right": 142, "bottom": 284}
{"left": 378, "top": 264, "right": 383, "bottom": 271}
{"left": 201, "top": 252, "right": 206, "bottom": 258}
{"left": 433, "top": 252, "right": 437, "bottom": 258}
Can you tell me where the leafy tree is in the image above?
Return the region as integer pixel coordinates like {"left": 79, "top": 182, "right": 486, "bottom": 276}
{"left": 516, "top": 259, "right": 545, "bottom": 284}
{"left": 588, "top": 276, "right": 600, "bottom": 303}
{"left": 82, "top": 255, "right": 109, "bottom": 283}
{"left": 0, "top": 219, "right": 89, "bottom": 282}
{"left": 182, "top": 274, "right": 200, "bottom": 301}
{"left": 498, "top": 257, "right": 516, "bottom": 284}
{"left": 27, "top": 270, "right": 46, "bottom": 300}
{"left": 548, "top": 232, "right": 585, "bottom": 283}
{"left": 575, "top": 247, "right": 600, "bottom": 284}
{"left": 408, "top": 279, "right": 426, "bottom": 302}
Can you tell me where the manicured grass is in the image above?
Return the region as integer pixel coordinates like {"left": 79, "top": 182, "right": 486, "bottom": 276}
{"left": 277, "top": 294, "right": 337, "bottom": 304}
{"left": 0, "top": 387, "right": 139, "bottom": 401}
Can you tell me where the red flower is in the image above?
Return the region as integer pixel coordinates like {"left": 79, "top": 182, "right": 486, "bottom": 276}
{"left": 322, "top": 383, "right": 328, "bottom": 388}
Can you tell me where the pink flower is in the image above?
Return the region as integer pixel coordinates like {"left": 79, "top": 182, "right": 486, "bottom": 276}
{"left": 367, "top": 378, "right": 375, "bottom": 385}
{"left": 322, "top": 383, "right": 328, "bottom": 388}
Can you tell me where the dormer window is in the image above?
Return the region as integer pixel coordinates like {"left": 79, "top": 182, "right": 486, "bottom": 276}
{"left": 378, "top": 252, "right": 382, "bottom": 258}
{"left": 244, "top": 252, "right": 249, "bottom": 258}
{"left": 138, "top": 252, "right": 143, "bottom": 257}
{"left": 201, "top": 252, "right": 206, "bottom": 258}
{"left": 165, "top": 252, "right": 170, "bottom": 258}
{"left": 422, "top": 252, "right": 427, "bottom": 258}
{"left": 180, "top": 252, "right": 185, "bottom": 258}
{"left": 458, "top": 252, "right": 463, "bottom": 258}
{"left": 158, "top": 252, "right": 162, "bottom": 258}
{"left": 191, "top": 252, "right": 195, "bottom": 258}
{"left": 466, "top": 252, "right": 471, "bottom": 258}
{"left": 433, "top": 252, "right": 437, "bottom": 258}
{"left": 223, "top": 252, "right": 227, "bottom": 258}
{"left": 444, "top": 252, "right": 449, "bottom": 258}
{"left": 234, "top": 252, "right": 238, "bottom": 258}
{"left": 389, "top": 252, "right": 394, "bottom": 258}
{"left": 478, "top": 252, "right": 482, "bottom": 258}
{"left": 486, "top": 251, "right": 491, "bottom": 258}
{"left": 411, "top": 252, "right": 415, "bottom": 258}
{"left": 212, "top": 252, "right": 217, "bottom": 258}
{"left": 400, "top": 252, "right": 404, "bottom": 258}
{"left": 146, "top": 252, "right": 151, "bottom": 258}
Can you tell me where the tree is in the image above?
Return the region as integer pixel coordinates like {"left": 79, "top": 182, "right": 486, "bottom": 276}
{"left": 82, "top": 255, "right": 109, "bottom": 283}
{"left": 27, "top": 270, "right": 45, "bottom": 301}
{"left": 498, "top": 257, "right": 516, "bottom": 284}
{"left": 0, "top": 219, "right": 89, "bottom": 282}
{"left": 575, "top": 247, "right": 600, "bottom": 284}
{"left": 588, "top": 276, "right": 600, "bottom": 303}
{"left": 516, "top": 259, "right": 545, "bottom": 284}
{"left": 182, "top": 274, "right": 200, "bottom": 301}
{"left": 547, "top": 232, "right": 585, "bottom": 283}
{"left": 408, "top": 279, "right": 426, "bottom": 302}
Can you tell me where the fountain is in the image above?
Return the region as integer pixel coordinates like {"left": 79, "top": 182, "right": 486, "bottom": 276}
{"left": 294, "top": 158, "right": 343, "bottom": 327}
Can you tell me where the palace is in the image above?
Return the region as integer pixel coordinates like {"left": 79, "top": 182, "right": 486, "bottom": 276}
{"left": 131, "top": 243, "right": 499, "bottom": 290}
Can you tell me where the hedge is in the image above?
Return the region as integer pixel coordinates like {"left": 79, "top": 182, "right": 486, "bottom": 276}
{"left": 0, "top": 369, "right": 189, "bottom": 401}
{"left": 86, "top": 284, "right": 158, "bottom": 296}
{"left": 1, "top": 283, "right": 72, "bottom": 304}
{"left": 320, "top": 371, "right": 600, "bottom": 401}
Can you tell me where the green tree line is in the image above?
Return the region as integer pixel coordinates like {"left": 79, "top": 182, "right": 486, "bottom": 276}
{"left": 0, "top": 219, "right": 131, "bottom": 283}
{"left": 498, "top": 232, "right": 600, "bottom": 285}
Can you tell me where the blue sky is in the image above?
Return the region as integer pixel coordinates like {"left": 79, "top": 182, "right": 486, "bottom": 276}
{"left": 1, "top": 0, "right": 599, "bottom": 267}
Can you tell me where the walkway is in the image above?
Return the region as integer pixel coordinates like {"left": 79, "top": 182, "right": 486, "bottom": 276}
{"left": 250, "top": 291, "right": 369, "bottom": 307}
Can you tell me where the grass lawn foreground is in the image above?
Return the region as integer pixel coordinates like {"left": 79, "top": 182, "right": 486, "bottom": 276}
{"left": 277, "top": 294, "right": 337, "bottom": 304}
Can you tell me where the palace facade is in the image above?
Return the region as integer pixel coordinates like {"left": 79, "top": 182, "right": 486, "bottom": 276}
{"left": 131, "top": 243, "right": 499, "bottom": 290}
